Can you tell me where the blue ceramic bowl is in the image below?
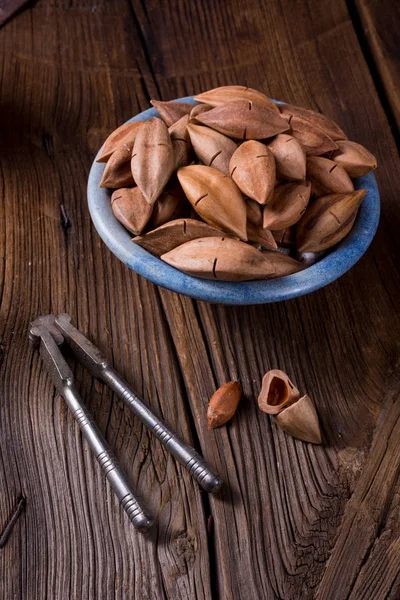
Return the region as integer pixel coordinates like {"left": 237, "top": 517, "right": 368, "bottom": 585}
{"left": 88, "top": 96, "right": 380, "bottom": 305}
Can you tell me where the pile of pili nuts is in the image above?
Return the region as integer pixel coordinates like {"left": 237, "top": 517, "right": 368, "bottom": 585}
{"left": 98, "top": 86, "right": 377, "bottom": 282}
{"left": 208, "top": 370, "right": 321, "bottom": 444}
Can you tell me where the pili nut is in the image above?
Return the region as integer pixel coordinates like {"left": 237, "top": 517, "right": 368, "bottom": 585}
{"left": 96, "top": 121, "right": 143, "bottom": 163}
{"left": 229, "top": 141, "right": 276, "bottom": 205}
{"left": 99, "top": 146, "right": 134, "bottom": 188}
{"left": 189, "top": 104, "right": 213, "bottom": 122}
{"left": 283, "top": 113, "right": 339, "bottom": 156}
{"left": 263, "top": 181, "right": 311, "bottom": 230}
{"left": 150, "top": 100, "right": 192, "bottom": 126}
{"left": 296, "top": 189, "right": 366, "bottom": 252}
{"left": 259, "top": 249, "right": 305, "bottom": 278}
{"left": 111, "top": 187, "right": 153, "bottom": 235}
{"left": 207, "top": 381, "right": 242, "bottom": 429}
{"left": 161, "top": 236, "right": 278, "bottom": 281}
{"left": 196, "top": 100, "right": 289, "bottom": 140}
{"left": 246, "top": 198, "right": 263, "bottom": 227}
{"left": 168, "top": 114, "right": 192, "bottom": 170}
{"left": 331, "top": 140, "right": 377, "bottom": 178}
{"left": 133, "top": 218, "right": 225, "bottom": 256}
{"left": 267, "top": 134, "right": 306, "bottom": 181}
{"left": 279, "top": 103, "right": 347, "bottom": 141}
{"left": 274, "top": 394, "right": 322, "bottom": 444}
{"left": 194, "top": 85, "right": 280, "bottom": 114}
{"left": 131, "top": 117, "right": 175, "bottom": 205}
{"left": 148, "top": 180, "right": 189, "bottom": 230}
{"left": 168, "top": 114, "right": 190, "bottom": 141}
{"left": 147, "top": 189, "right": 190, "bottom": 231}
{"left": 306, "top": 156, "right": 354, "bottom": 196}
{"left": 187, "top": 123, "right": 237, "bottom": 176}
{"left": 247, "top": 224, "right": 277, "bottom": 249}
{"left": 258, "top": 369, "right": 300, "bottom": 415}
{"left": 272, "top": 227, "right": 296, "bottom": 247}
{"left": 246, "top": 199, "right": 277, "bottom": 249}
{"left": 177, "top": 165, "right": 248, "bottom": 240}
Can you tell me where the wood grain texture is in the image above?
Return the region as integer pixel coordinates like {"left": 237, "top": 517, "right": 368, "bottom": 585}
{"left": 318, "top": 369, "right": 400, "bottom": 599}
{"left": 353, "top": 0, "right": 400, "bottom": 134}
{"left": 0, "top": 0, "right": 399, "bottom": 599}
{"left": 0, "top": 0, "right": 30, "bottom": 26}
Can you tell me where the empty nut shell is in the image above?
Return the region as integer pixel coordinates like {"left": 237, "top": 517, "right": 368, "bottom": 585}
{"left": 258, "top": 369, "right": 300, "bottom": 415}
{"left": 274, "top": 394, "right": 321, "bottom": 444}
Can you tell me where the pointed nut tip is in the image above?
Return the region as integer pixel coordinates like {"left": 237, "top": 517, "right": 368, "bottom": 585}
{"left": 275, "top": 394, "right": 322, "bottom": 444}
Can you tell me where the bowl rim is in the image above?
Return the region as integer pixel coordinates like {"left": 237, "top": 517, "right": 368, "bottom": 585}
{"left": 87, "top": 96, "right": 380, "bottom": 305}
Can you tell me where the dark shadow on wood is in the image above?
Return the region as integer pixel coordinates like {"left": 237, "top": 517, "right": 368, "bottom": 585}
{"left": 346, "top": 0, "right": 400, "bottom": 151}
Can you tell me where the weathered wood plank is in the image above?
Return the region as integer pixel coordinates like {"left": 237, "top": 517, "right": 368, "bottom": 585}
{"left": 0, "top": 2, "right": 212, "bottom": 599}
{"left": 0, "top": 0, "right": 399, "bottom": 599}
{"left": 160, "top": 292, "right": 348, "bottom": 599}
{"left": 353, "top": 0, "right": 400, "bottom": 134}
{"left": 318, "top": 370, "right": 400, "bottom": 599}
{"left": 0, "top": 0, "right": 29, "bottom": 27}
{"left": 134, "top": 0, "right": 400, "bottom": 597}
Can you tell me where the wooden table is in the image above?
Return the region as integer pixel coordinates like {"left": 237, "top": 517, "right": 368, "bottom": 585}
{"left": 1, "top": 1, "right": 399, "bottom": 598}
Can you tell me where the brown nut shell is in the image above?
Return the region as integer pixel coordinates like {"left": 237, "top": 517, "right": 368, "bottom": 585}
{"left": 97, "top": 121, "right": 143, "bottom": 163}
{"left": 177, "top": 165, "right": 248, "bottom": 240}
{"left": 283, "top": 114, "right": 338, "bottom": 156}
{"left": 196, "top": 100, "right": 289, "bottom": 140}
{"left": 133, "top": 218, "right": 225, "bottom": 256}
{"left": 263, "top": 181, "right": 311, "bottom": 230}
{"left": 148, "top": 180, "right": 189, "bottom": 230}
{"left": 131, "top": 117, "right": 175, "bottom": 205}
{"left": 207, "top": 381, "right": 242, "bottom": 429}
{"left": 245, "top": 199, "right": 277, "bottom": 249}
{"left": 195, "top": 86, "right": 280, "bottom": 114}
{"left": 296, "top": 189, "right": 366, "bottom": 252}
{"left": 229, "top": 141, "right": 276, "bottom": 205}
{"left": 187, "top": 123, "right": 237, "bottom": 176}
{"left": 99, "top": 146, "right": 134, "bottom": 188}
{"left": 306, "top": 156, "right": 354, "bottom": 196}
{"left": 161, "top": 236, "right": 278, "bottom": 281}
{"left": 279, "top": 103, "right": 347, "bottom": 141}
{"left": 267, "top": 134, "right": 306, "bottom": 181}
{"left": 258, "top": 250, "right": 305, "bottom": 278}
{"left": 274, "top": 394, "right": 321, "bottom": 444}
{"left": 111, "top": 187, "right": 153, "bottom": 235}
{"left": 272, "top": 227, "right": 296, "bottom": 247}
{"left": 189, "top": 104, "right": 213, "bottom": 122}
{"left": 331, "top": 140, "right": 377, "bottom": 178}
{"left": 168, "top": 114, "right": 193, "bottom": 170}
{"left": 150, "top": 100, "right": 192, "bottom": 126}
{"left": 258, "top": 369, "right": 300, "bottom": 415}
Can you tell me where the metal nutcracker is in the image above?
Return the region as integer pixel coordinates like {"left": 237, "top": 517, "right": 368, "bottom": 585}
{"left": 29, "top": 314, "right": 222, "bottom": 532}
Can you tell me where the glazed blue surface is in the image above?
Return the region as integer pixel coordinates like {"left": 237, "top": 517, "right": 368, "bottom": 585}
{"left": 88, "top": 96, "right": 380, "bottom": 305}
